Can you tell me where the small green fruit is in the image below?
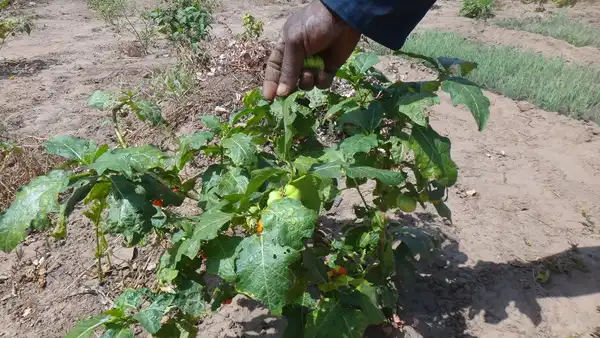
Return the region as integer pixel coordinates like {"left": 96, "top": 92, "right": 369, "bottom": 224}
{"left": 303, "top": 56, "right": 325, "bottom": 70}
{"left": 267, "top": 190, "right": 283, "bottom": 206}
{"left": 397, "top": 194, "right": 417, "bottom": 213}
{"left": 283, "top": 184, "right": 301, "bottom": 200}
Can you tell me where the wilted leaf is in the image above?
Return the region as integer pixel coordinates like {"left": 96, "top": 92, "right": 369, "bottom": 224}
{"left": 441, "top": 77, "right": 490, "bottom": 131}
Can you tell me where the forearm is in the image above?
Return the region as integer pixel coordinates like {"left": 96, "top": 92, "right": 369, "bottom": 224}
{"left": 320, "top": 0, "right": 436, "bottom": 50}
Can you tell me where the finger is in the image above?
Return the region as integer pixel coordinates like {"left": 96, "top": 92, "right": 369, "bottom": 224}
{"left": 299, "top": 70, "right": 315, "bottom": 91}
{"left": 262, "top": 39, "right": 285, "bottom": 101}
{"left": 315, "top": 70, "right": 334, "bottom": 90}
{"left": 276, "top": 40, "right": 304, "bottom": 97}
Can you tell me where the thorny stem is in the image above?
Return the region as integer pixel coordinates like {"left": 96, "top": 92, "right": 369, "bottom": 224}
{"left": 111, "top": 107, "right": 128, "bottom": 148}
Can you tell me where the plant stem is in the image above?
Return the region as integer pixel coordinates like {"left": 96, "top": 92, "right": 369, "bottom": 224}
{"left": 353, "top": 179, "right": 370, "bottom": 209}
{"left": 95, "top": 221, "right": 103, "bottom": 284}
{"left": 111, "top": 107, "right": 128, "bottom": 148}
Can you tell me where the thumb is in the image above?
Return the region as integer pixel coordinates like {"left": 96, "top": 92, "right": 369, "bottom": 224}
{"left": 276, "top": 40, "right": 304, "bottom": 97}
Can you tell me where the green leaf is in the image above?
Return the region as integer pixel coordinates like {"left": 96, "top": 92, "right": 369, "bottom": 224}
{"left": 261, "top": 198, "right": 317, "bottom": 250}
{"left": 176, "top": 132, "right": 214, "bottom": 169}
{"left": 325, "top": 98, "right": 359, "bottom": 120}
{"left": 339, "top": 101, "right": 384, "bottom": 132}
{"left": 441, "top": 77, "right": 490, "bottom": 131}
{"left": 246, "top": 167, "right": 286, "bottom": 196}
{"left": 133, "top": 294, "right": 175, "bottom": 334}
{"left": 283, "top": 305, "right": 310, "bottom": 338}
{"left": 235, "top": 235, "right": 299, "bottom": 315}
{"left": 273, "top": 92, "right": 301, "bottom": 158}
{"left": 437, "top": 57, "right": 477, "bottom": 76}
{"left": 134, "top": 100, "right": 164, "bottom": 126}
{"left": 87, "top": 91, "right": 117, "bottom": 110}
{"left": 310, "top": 162, "right": 344, "bottom": 179}
{"left": 303, "top": 298, "right": 384, "bottom": 338}
{"left": 410, "top": 125, "right": 458, "bottom": 187}
{"left": 89, "top": 145, "right": 165, "bottom": 178}
{"left": 54, "top": 178, "right": 99, "bottom": 239}
{"left": 176, "top": 210, "right": 234, "bottom": 260}
{"left": 344, "top": 166, "right": 405, "bottom": 186}
{"left": 175, "top": 280, "right": 208, "bottom": 318}
{"left": 293, "top": 156, "right": 319, "bottom": 174}
{"left": 106, "top": 176, "right": 157, "bottom": 245}
{"left": 139, "top": 174, "right": 184, "bottom": 207}
{"left": 45, "top": 136, "right": 100, "bottom": 165}
{"left": 65, "top": 315, "right": 110, "bottom": 338}
{"left": 302, "top": 249, "right": 328, "bottom": 284}
{"left": 203, "top": 235, "right": 243, "bottom": 282}
{"left": 353, "top": 52, "right": 379, "bottom": 74}
{"left": 395, "top": 92, "right": 440, "bottom": 127}
{"left": 339, "top": 134, "right": 378, "bottom": 160}
{"left": 289, "top": 174, "right": 322, "bottom": 212}
{"left": 215, "top": 167, "right": 249, "bottom": 197}
{"left": 222, "top": 133, "right": 257, "bottom": 167}
{"left": 199, "top": 115, "right": 221, "bottom": 132}
{"left": 114, "top": 289, "right": 145, "bottom": 312}
{"left": 0, "top": 170, "right": 71, "bottom": 252}
{"left": 305, "top": 87, "right": 329, "bottom": 109}
{"left": 101, "top": 326, "right": 134, "bottom": 338}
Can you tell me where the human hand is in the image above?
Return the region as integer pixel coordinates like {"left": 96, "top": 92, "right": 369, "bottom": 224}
{"left": 262, "top": 0, "right": 361, "bottom": 101}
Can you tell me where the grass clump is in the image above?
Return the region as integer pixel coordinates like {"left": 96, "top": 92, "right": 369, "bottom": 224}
{"left": 401, "top": 30, "right": 600, "bottom": 121}
{"left": 496, "top": 13, "right": 600, "bottom": 48}
{"left": 460, "top": 0, "right": 494, "bottom": 19}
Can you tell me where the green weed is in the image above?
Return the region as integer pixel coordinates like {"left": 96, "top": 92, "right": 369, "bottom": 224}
{"left": 460, "top": 0, "right": 494, "bottom": 19}
{"left": 146, "top": 64, "right": 196, "bottom": 101}
{"left": 496, "top": 13, "right": 600, "bottom": 48}
{"left": 402, "top": 30, "right": 600, "bottom": 121}
{"left": 87, "top": 0, "right": 128, "bottom": 25}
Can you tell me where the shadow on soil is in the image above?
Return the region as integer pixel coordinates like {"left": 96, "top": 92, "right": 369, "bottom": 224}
{"left": 379, "top": 213, "right": 600, "bottom": 337}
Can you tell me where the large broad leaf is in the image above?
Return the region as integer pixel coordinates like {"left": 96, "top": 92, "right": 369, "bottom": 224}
{"left": 106, "top": 176, "right": 157, "bottom": 245}
{"left": 261, "top": 198, "right": 317, "bottom": 249}
{"left": 176, "top": 132, "right": 214, "bottom": 169}
{"left": 132, "top": 100, "right": 164, "bottom": 126}
{"left": 45, "top": 136, "right": 102, "bottom": 165}
{"left": 245, "top": 167, "right": 286, "bottom": 196}
{"left": 89, "top": 145, "right": 165, "bottom": 178}
{"left": 271, "top": 92, "right": 301, "bottom": 158}
{"left": 288, "top": 174, "right": 322, "bottom": 212}
{"left": 101, "top": 326, "right": 134, "bottom": 338}
{"left": 437, "top": 57, "right": 477, "bottom": 77}
{"left": 344, "top": 166, "right": 405, "bottom": 186}
{"left": 339, "top": 101, "right": 384, "bottom": 132}
{"left": 222, "top": 133, "right": 257, "bottom": 167}
{"left": 325, "top": 98, "right": 359, "bottom": 120}
{"left": 235, "top": 235, "right": 299, "bottom": 315}
{"left": 199, "top": 115, "right": 221, "bottom": 132}
{"left": 352, "top": 52, "right": 379, "bottom": 75}
{"left": 283, "top": 304, "right": 310, "bottom": 338}
{"left": 441, "top": 77, "right": 490, "bottom": 132}
{"left": 139, "top": 174, "right": 184, "bottom": 207}
{"left": 203, "top": 235, "right": 243, "bottom": 282}
{"left": 0, "top": 170, "right": 71, "bottom": 252}
{"left": 174, "top": 280, "right": 208, "bottom": 318}
{"left": 65, "top": 315, "right": 110, "bottom": 338}
{"left": 302, "top": 250, "right": 328, "bottom": 284}
{"left": 214, "top": 167, "right": 249, "bottom": 198}
{"left": 303, "top": 298, "right": 384, "bottom": 338}
{"left": 114, "top": 289, "right": 145, "bottom": 313}
{"left": 133, "top": 294, "right": 175, "bottom": 334}
{"left": 410, "top": 125, "right": 458, "bottom": 187}
{"left": 55, "top": 178, "right": 99, "bottom": 239}
{"left": 175, "top": 210, "right": 234, "bottom": 260}
{"left": 310, "top": 161, "right": 344, "bottom": 179}
{"left": 395, "top": 92, "right": 440, "bottom": 127}
{"left": 339, "top": 134, "right": 378, "bottom": 160}
{"left": 87, "top": 91, "right": 117, "bottom": 110}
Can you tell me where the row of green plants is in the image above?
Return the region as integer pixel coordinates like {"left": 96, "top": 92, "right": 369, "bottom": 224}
{"left": 0, "top": 48, "right": 490, "bottom": 337}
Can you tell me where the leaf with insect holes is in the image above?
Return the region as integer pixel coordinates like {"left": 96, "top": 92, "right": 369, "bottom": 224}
{"left": 261, "top": 198, "right": 317, "bottom": 249}
{"left": 133, "top": 294, "right": 175, "bottom": 334}
{"left": 410, "top": 125, "right": 458, "bottom": 187}
{"left": 174, "top": 211, "right": 234, "bottom": 260}
{"left": 441, "top": 77, "right": 490, "bottom": 132}
{"left": 395, "top": 92, "right": 440, "bottom": 127}
{"left": 105, "top": 176, "right": 157, "bottom": 246}
{"left": 339, "top": 134, "right": 378, "bottom": 160}
{"left": 65, "top": 315, "right": 110, "bottom": 338}
{"left": 437, "top": 57, "right": 477, "bottom": 77}
{"left": 344, "top": 166, "right": 405, "bottom": 186}
{"left": 199, "top": 115, "right": 221, "bottom": 132}
{"left": 45, "top": 136, "right": 104, "bottom": 165}
{"left": 101, "top": 326, "right": 134, "bottom": 338}
{"left": 303, "top": 297, "right": 384, "bottom": 338}
{"left": 0, "top": 170, "right": 71, "bottom": 252}
{"left": 235, "top": 235, "right": 299, "bottom": 315}
{"left": 203, "top": 235, "right": 243, "bottom": 282}
{"left": 174, "top": 280, "right": 208, "bottom": 318}
{"left": 176, "top": 132, "right": 214, "bottom": 169}
{"left": 339, "top": 101, "right": 384, "bottom": 132}
{"left": 89, "top": 145, "right": 165, "bottom": 179}
{"left": 133, "top": 100, "right": 164, "bottom": 126}
{"left": 87, "top": 91, "right": 117, "bottom": 110}
{"left": 222, "top": 133, "right": 257, "bottom": 167}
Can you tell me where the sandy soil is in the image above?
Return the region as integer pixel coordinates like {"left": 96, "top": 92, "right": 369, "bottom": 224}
{"left": 1, "top": 0, "right": 599, "bottom": 337}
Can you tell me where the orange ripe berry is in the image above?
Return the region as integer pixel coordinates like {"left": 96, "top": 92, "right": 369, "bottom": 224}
{"left": 256, "top": 219, "right": 264, "bottom": 233}
{"left": 152, "top": 199, "right": 164, "bottom": 207}
{"left": 200, "top": 251, "right": 207, "bottom": 260}
{"left": 336, "top": 266, "right": 348, "bottom": 275}
{"left": 223, "top": 298, "right": 232, "bottom": 305}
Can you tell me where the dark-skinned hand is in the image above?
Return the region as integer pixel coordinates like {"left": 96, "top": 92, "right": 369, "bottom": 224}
{"left": 262, "top": 0, "right": 361, "bottom": 101}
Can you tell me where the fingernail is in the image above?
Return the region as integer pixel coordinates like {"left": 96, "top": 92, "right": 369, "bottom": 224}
{"left": 276, "top": 84, "right": 289, "bottom": 97}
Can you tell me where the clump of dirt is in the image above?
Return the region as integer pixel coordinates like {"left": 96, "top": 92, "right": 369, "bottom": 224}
{"left": 0, "top": 58, "right": 58, "bottom": 79}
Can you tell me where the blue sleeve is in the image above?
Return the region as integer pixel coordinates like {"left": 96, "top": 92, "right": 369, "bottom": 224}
{"left": 321, "top": 0, "right": 437, "bottom": 50}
